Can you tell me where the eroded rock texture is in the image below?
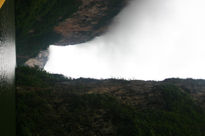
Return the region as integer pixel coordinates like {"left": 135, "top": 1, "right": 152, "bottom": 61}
{"left": 54, "top": 0, "right": 127, "bottom": 45}
{"left": 16, "top": 0, "right": 127, "bottom": 66}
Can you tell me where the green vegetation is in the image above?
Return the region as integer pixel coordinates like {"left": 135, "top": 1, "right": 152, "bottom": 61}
{"left": 16, "top": 67, "right": 205, "bottom": 136}
{"left": 0, "top": 85, "right": 15, "bottom": 136}
{"left": 16, "top": 66, "right": 69, "bottom": 87}
{"left": 15, "top": 0, "right": 81, "bottom": 64}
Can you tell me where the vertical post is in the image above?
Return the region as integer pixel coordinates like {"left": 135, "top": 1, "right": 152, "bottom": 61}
{"left": 0, "top": 0, "right": 16, "bottom": 135}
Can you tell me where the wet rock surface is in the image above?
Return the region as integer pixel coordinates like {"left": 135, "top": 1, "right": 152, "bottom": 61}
{"left": 16, "top": 0, "right": 127, "bottom": 65}
{"left": 25, "top": 50, "right": 49, "bottom": 69}
{"left": 54, "top": 0, "right": 127, "bottom": 45}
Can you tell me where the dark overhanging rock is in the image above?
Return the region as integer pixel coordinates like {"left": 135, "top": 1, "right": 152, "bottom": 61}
{"left": 16, "top": 0, "right": 128, "bottom": 66}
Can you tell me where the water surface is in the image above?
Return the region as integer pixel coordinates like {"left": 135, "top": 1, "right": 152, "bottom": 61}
{"left": 45, "top": 0, "right": 205, "bottom": 80}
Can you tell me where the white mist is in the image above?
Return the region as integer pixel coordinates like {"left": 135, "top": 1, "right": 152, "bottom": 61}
{"left": 45, "top": 0, "right": 205, "bottom": 80}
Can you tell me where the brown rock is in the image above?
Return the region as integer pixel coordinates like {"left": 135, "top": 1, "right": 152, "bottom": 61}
{"left": 54, "top": 0, "right": 127, "bottom": 45}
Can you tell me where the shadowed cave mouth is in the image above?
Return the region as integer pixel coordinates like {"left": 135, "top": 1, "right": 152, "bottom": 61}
{"left": 30, "top": 0, "right": 205, "bottom": 80}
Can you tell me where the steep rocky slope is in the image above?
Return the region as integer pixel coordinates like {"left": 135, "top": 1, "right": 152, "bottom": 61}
{"left": 16, "top": 67, "right": 205, "bottom": 136}
{"left": 56, "top": 78, "right": 205, "bottom": 110}
{"left": 16, "top": 0, "right": 127, "bottom": 65}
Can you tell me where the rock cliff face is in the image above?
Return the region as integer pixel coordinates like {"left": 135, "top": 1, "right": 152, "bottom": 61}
{"left": 54, "top": 0, "right": 127, "bottom": 45}
{"left": 16, "top": 0, "right": 127, "bottom": 66}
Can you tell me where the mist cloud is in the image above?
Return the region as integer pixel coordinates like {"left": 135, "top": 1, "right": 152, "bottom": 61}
{"left": 45, "top": 0, "right": 205, "bottom": 80}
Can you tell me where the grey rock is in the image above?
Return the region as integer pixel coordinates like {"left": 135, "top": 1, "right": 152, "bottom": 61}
{"left": 24, "top": 50, "right": 49, "bottom": 69}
